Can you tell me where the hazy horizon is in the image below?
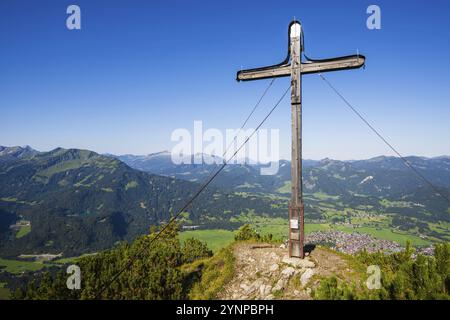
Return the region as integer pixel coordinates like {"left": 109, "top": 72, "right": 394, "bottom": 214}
{"left": 2, "top": 143, "right": 449, "bottom": 163}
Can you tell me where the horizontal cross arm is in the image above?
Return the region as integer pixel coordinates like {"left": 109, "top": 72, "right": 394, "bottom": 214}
{"left": 236, "top": 54, "right": 365, "bottom": 81}
{"left": 301, "top": 54, "right": 365, "bottom": 75}
{"left": 236, "top": 64, "right": 291, "bottom": 82}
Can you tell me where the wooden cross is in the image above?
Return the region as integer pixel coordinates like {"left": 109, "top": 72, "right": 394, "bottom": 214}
{"left": 236, "top": 21, "right": 365, "bottom": 258}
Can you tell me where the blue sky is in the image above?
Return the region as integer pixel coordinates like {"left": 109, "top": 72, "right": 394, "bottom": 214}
{"left": 1, "top": 0, "right": 449, "bottom": 160}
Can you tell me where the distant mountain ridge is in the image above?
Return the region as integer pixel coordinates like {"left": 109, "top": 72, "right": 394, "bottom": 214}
{"left": 114, "top": 150, "right": 450, "bottom": 229}
{"left": 114, "top": 151, "right": 450, "bottom": 196}
{"left": 0, "top": 145, "right": 38, "bottom": 161}
{"left": 0, "top": 146, "right": 285, "bottom": 257}
{"left": 1, "top": 145, "right": 449, "bottom": 257}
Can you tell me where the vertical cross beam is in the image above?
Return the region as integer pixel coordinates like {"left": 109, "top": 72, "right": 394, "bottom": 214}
{"left": 288, "top": 23, "right": 304, "bottom": 258}
{"left": 236, "top": 20, "right": 365, "bottom": 259}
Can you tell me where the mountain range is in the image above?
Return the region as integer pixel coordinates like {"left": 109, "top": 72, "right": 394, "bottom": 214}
{"left": 115, "top": 151, "right": 450, "bottom": 200}
{"left": 116, "top": 152, "right": 450, "bottom": 224}
{"left": 1, "top": 145, "right": 449, "bottom": 257}
{"left": 0, "top": 146, "right": 285, "bottom": 257}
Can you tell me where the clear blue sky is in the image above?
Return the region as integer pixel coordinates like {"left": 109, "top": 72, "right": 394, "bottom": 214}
{"left": 1, "top": 0, "right": 449, "bottom": 160}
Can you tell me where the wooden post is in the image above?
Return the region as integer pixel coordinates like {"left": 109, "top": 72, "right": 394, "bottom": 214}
{"left": 236, "top": 20, "right": 365, "bottom": 259}
{"left": 289, "top": 22, "right": 304, "bottom": 258}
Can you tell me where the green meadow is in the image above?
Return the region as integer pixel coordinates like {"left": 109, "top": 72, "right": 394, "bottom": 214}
{"left": 0, "top": 258, "right": 45, "bottom": 274}
{"left": 180, "top": 217, "right": 434, "bottom": 253}
{"left": 179, "top": 229, "right": 235, "bottom": 252}
{"left": 15, "top": 225, "right": 31, "bottom": 238}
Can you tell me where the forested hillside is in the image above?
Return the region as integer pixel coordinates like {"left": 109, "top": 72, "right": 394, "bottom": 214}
{"left": 0, "top": 147, "right": 285, "bottom": 257}
{"left": 2, "top": 146, "right": 450, "bottom": 258}
{"left": 9, "top": 224, "right": 450, "bottom": 300}
{"left": 117, "top": 152, "right": 450, "bottom": 243}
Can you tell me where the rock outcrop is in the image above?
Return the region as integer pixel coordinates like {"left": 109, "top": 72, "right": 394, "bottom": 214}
{"left": 217, "top": 242, "right": 352, "bottom": 300}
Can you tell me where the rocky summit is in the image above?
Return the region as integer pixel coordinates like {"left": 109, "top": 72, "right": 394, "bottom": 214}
{"left": 217, "top": 242, "right": 357, "bottom": 300}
